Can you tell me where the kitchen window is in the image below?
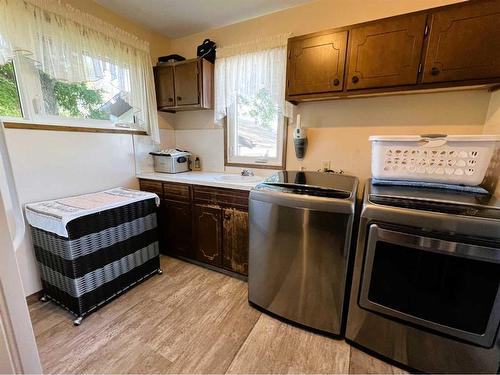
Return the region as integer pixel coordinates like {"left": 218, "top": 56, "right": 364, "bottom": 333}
{"left": 0, "top": 60, "right": 22, "bottom": 118}
{"left": 0, "top": 0, "right": 159, "bottom": 142}
{"left": 215, "top": 35, "right": 292, "bottom": 168}
{"left": 1, "top": 53, "right": 134, "bottom": 127}
{"left": 226, "top": 89, "right": 286, "bottom": 166}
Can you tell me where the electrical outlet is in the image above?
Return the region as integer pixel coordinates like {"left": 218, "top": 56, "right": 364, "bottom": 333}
{"left": 321, "top": 160, "right": 331, "bottom": 171}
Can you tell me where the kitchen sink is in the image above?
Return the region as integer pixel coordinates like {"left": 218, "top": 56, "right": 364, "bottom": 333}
{"left": 215, "top": 174, "right": 262, "bottom": 183}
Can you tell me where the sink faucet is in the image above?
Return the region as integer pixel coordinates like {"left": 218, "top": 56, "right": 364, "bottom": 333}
{"left": 241, "top": 168, "right": 254, "bottom": 177}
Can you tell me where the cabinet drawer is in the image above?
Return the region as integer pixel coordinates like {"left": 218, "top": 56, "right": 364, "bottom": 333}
{"left": 139, "top": 179, "right": 163, "bottom": 198}
{"left": 193, "top": 186, "right": 249, "bottom": 209}
{"left": 163, "top": 182, "right": 191, "bottom": 202}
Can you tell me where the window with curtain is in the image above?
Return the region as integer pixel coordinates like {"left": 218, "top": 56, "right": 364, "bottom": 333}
{"left": 215, "top": 34, "right": 293, "bottom": 168}
{"left": 0, "top": 0, "right": 159, "bottom": 142}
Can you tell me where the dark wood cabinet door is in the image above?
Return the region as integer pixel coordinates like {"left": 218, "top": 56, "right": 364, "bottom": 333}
{"left": 161, "top": 199, "right": 193, "bottom": 258}
{"left": 423, "top": 0, "right": 500, "bottom": 83}
{"left": 153, "top": 65, "right": 175, "bottom": 108}
{"left": 222, "top": 208, "right": 249, "bottom": 276}
{"left": 174, "top": 61, "right": 200, "bottom": 106}
{"left": 193, "top": 204, "right": 222, "bottom": 266}
{"left": 346, "top": 13, "right": 427, "bottom": 90}
{"left": 286, "top": 31, "right": 348, "bottom": 96}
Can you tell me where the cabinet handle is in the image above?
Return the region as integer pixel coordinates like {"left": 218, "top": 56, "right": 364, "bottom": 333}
{"left": 177, "top": 96, "right": 182, "bottom": 101}
{"left": 333, "top": 79, "right": 340, "bottom": 86}
{"left": 168, "top": 98, "right": 173, "bottom": 102}
{"left": 352, "top": 76, "right": 359, "bottom": 84}
{"left": 431, "top": 67, "right": 440, "bottom": 76}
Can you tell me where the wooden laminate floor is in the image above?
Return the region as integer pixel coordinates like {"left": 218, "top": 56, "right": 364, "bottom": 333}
{"left": 29, "top": 256, "right": 407, "bottom": 374}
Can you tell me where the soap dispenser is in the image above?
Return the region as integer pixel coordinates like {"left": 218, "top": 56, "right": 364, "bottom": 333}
{"left": 192, "top": 156, "right": 201, "bottom": 171}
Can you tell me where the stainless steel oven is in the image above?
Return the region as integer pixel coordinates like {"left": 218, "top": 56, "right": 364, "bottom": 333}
{"left": 360, "top": 224, "right": 500, "bottom": 348}
{"left": 346, "top": 181, "right": 500, "bottom": 373}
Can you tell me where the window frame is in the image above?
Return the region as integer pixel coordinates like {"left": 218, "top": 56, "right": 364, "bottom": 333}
{"left": 0, "top": 54, "right": 138, "bottom": 131}
{"left": 224, "top": 112, "right": 288, "bottom": 170}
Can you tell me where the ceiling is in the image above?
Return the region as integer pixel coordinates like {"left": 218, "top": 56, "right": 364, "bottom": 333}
{"left": 95, "top": 0, "right": 313, "bottom": 38}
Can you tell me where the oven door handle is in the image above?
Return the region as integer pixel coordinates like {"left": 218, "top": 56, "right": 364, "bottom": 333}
{"left": 373, "top": 225, "right": 500, "bottom": 264}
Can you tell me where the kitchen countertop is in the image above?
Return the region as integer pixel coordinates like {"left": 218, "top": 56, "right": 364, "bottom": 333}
{"left": 136, "top": 171, "right": 265, "bottom": 191}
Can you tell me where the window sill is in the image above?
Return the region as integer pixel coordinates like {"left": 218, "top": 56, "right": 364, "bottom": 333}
{"left": 225, "top": 161, "right": 284, "bottom": 170}
{"left": 3, "top": 120, "right": 147, "bottom": 136}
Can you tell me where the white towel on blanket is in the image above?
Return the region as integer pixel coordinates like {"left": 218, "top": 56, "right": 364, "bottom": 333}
{"left": 25, "top": 187, "right": 160, "bottom": 238}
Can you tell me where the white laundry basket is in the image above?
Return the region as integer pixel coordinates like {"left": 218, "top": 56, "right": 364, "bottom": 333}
{"left": 370, "top": 134, "right": 500, "bottom": 186}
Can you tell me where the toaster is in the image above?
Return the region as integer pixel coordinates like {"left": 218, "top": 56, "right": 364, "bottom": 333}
{"left": 150, "top": 149, "right": 191, "bottom": 174}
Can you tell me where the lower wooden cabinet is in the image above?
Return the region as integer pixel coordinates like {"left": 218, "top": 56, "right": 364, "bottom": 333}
{"left": 161, "top": 199, "right": 193, "bottom": 258}
{"left": 193, "top": 204, "right": 222, "bottom": 267}
{"left": 222, "top": 208, "right": 249, "bottom": 275}
{"left": 140, "top": 179, "right": 249, "bottom": 277}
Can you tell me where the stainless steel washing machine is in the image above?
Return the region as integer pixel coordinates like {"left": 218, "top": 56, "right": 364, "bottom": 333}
{"left": 346, "top": 180, "right": 500, "bottom": 373}
{"left": 248, "top": 171, "right": 358, "bottom": 335}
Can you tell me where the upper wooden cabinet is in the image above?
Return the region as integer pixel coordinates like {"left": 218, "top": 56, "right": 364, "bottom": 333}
{"left": 154, "top": 65, "right": 175, "bottom": 108}
{"left": 346, "top": 14, "right": 427, "bottom": 90}
{"left": 285, "top": 0, "right": 500, "bottom": 102}
{"left": 174, "top": 61, "right": 201, "bottom": 106}
{"left": 286, "top": 31, "right": 347, "bottom": 96}
{"left": 153, "top": 58, "right": 213, "bottom": 113}
{"left": 422, "top": 0, "right": 500, "bottom": 83}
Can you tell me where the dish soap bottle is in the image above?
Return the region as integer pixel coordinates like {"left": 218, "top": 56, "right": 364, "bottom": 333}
{"left": 192, "top": 156, "right": 201, "bottom": 171}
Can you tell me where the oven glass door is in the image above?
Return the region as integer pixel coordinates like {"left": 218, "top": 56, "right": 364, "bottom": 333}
{"left": 360, "top": 224, "right": 500, "bottom": 347}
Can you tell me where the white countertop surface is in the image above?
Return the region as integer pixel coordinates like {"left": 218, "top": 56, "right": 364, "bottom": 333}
{"left": 136, "top": 171, "right": 265, "bottom": 191}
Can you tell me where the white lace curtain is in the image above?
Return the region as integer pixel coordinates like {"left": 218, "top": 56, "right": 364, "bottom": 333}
{"left": 214, "top": 33, "right": 294, "bottom": 125}
{"left": 0, "top": 0, "right": 159, "bottom": 142}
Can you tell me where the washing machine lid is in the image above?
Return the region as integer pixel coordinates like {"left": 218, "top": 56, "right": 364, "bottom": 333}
{"left": 255, "top": 171, "right": 357, "bottom": 199}
{"left": 368, "top": 181, "right": 500, "bottom": 219}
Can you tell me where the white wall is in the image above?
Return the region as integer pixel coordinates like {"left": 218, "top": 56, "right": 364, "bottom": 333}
{"left": 175, "top": 128, "right": 224, "bottom": 172}
{"left": 166, "top": 90, "right": 490, "bottom": 178}
{"left": 285, "top": 90, "right": 489, "bottom": 176}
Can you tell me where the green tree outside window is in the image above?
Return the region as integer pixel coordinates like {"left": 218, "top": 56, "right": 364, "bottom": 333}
{"left": 0, "top": 61, "right": 22, "bottom": 117}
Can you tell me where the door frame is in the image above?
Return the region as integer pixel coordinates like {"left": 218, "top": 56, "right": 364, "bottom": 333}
{"left": 0, "top": 191, "right": 42, "bottom": 373}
